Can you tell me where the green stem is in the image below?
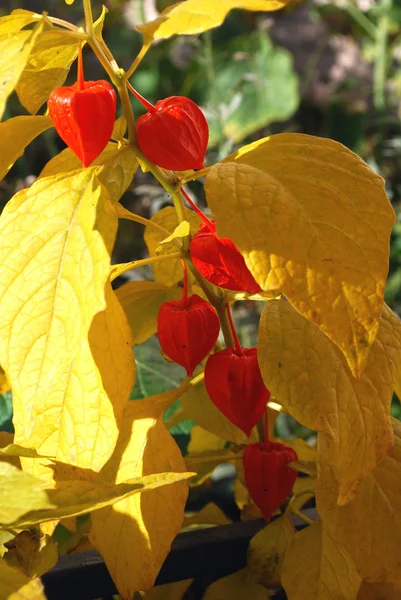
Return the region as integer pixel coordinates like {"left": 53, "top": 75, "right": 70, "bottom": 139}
{"left": 118, "top": 81, "right": 137, "bottom": 144}
{"left": 181, "top": 187, "right": 214, "bottom": 230}
{"left": 291, "top": 508, "right": 314, "bottom": 527}
{"left": 110, "top": 252, "right": 183, "bottom": 280}
{"left": 171, "top": 190, "right": 189, "bottom": 250}
{"left": 344, "top": 0, "right": 378, "bottom": 39}
{"left": 83, "top": 0, "right": 94, "bottom": 37}
{"left": 126, "top": 42, "right": 152, "bottom": 81}
{"left": 373, "top": 0, "right": 391, "bottom": 112}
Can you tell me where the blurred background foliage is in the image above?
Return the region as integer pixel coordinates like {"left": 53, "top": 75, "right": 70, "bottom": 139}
{"left": 1, "top": 0, "right": 401, "bottom": 431}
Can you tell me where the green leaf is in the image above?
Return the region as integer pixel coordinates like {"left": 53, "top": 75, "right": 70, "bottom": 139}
{"left": 131, "top": 336, "right": 186, "bottom": 399}
{"left": 205, "top": 32, "right": 299, "bottom": 146}
{"left": 0, "top": 392, "right": 12, "bottom": 434}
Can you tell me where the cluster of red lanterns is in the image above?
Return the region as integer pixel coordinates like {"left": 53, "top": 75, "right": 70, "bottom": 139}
{"left": 48, "top": 49, "right": 298, "bottom": 522}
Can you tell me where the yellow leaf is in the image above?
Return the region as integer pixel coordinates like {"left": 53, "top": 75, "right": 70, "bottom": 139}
{"left": 11, "top": 472, "right": 193, "bottom": 529}
{"left": 16, "top": 31, "right": 78, "bottom": 114}
{"left": 316, "top": 417, "right": 401, "bottom": 588}
{"left": 358, "top": 581, "right": 401, "bottom": 599}
{"left": 0, "top": 366, "right": 10, "bottom": 395}
{"left": 205, "top": 135, "right": 395, "bottom": 376}
{"left": 40, "top": 143, "right": 138, "bottom": 205}
{"left": 258, "top": 299, "right": 399, "bottom": 504}
{"left": 39, "top": 142, "right": 118, "bottom": 178}
{"left": 188, "top": 425, "right": 226, "bottom": 454}
{"left": 183, "top": 503, "right": 230, "bottom": 528}
{"left": 145, "top": 206, "right": 201, "bottom": 286}
{"left": 248, "top": 515, "right": 296, "bottom": 588}
{"left": 111, "top": 115, "right": 127, "bottom": 141}
{"left": 5, "top": 531, "right": 58, "bottom": 578}
{"left": 203, "top": 567, "right": 271, "bottom": 600}
{"left": 180, "top": 382, "right": 247, "bottom": 444}
{"left": 0, "top": 170, "right": 127, "bottom": 480}
{"left": 281, "top": 519, "right": 361, "bottom": 600}
{"left": 0, "top": 558, "right": 46, "bottom": 600}
{"left": 0, "top": 444, "right": 48, "bottom": 460}
{"left": 46, "top": 284, "right": 135, "bottom": 479}
{"left": 290, "top": 476, "right": 315, "bottom": 512}
{"left": 143, "top": 580, "right": 193, "bottom": 600}
{"left": 96, "top": 144, "right": 138, "bottom": 204}
{"left": 0, "top": 530, "right": 20, "bottom": 558}
{"left": 0, "top": 11, "right": 35, "bottom": 36}
{"left": 0, "top": 20, "right": 44, "bottom": 120}
{"left": 116, "top": 280, "right": 182, "bottom": 345}
{"left": 138, "top": 0, "right": 291, "bottom": 41}
{"left": 0, "top": 116, "right": 52, "bottom": 180}
{"left": 0, "top": 463, "right": 51, "bottom": 526}
{"left": 159, "top": 221, "right": 191, "bottom": 246}
{"left": 90, "top": 386, "right": 191, "bottom": 596}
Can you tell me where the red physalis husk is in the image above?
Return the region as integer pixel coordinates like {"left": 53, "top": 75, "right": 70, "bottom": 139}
{"left": 48, "top": 50, "right": 116, "bottom": 167}
{"left": 136, "top": 96, "right": 209, "bottom": 170}
{"left": 243, "top": 441, "right": 298, "bottom": 522}
{"left": 190, "top": 222, "right": 260, "bottom": 294}
{"left": 157, "top": 294, "right": 220, "bottom": 376}
{"left": 204, "top": 347, "right": 269, "bottom": 436}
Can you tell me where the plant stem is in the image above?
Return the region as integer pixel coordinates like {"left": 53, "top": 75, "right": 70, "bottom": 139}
{"left": 344, "top": 0, "right": 378, "bottom": 39}
{"left": 181, "top": 259, "right": 189, "bottom": 307}
{"left": 39, "top": 14, "right": 81, "bottom": 31}
{"left": 226, "top": 303, "right": 242, "bottom": 354}
{"left": 83, "top": 0, "right": 94, "bottom": 37}
{"left": 118, "top": 80, "right": 137, "bottom": 143}
{"left": 291, "top": 508, "right": 314, "bottom": 527}
{"left": 125, "top": 42, "right": 152, "bottom": 80}
{"left": 181, "top": 187, "right": 215, "bottom": 230}
{"left": 127, "top": 81, "right": 156, "bottom": 112}
{"left": 110, "top": 252, "right": 183, "bottom": 280}
{"left": 115, "top": 205, "right": 176, "bottom": 240}
{"left": 373, "top": 0, "right": 391, "bottom": 112}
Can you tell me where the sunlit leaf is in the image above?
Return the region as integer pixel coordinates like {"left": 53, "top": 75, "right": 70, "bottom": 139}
{"left": 281, "top": 519, "right": 361, "bottom": 600}
{"left": 316, "top": 417, "right": 401, "bottom": 588}
{"left": 16, "top": 31, "right": 78, "bottom": 114}
{"left": 205, "top": 134, "right": 395, "bottom": 376}
{"left": 258, "top": 299, "right": 400, "bottom": 504}
{"left": 90, "top": 385, "right": 192, "bottom": 596}
{"left": 145, "top": 206, "right": 201, "bottom": 286}
{"left": 116, "top": 281, "right": 181, "bottom": 345}
{"left": 0, "top": 170, "right": 126, "bottom": 481}
{"left": 180, "top": 382, "right": 246, "bottom": 444}
{"left": 138, "top": 0, "right": 292, "bottom": 41}
{"left": 0, "top": 19, "right": 44, "bottom": 120}
{"left": 0, "top": 558, "right": 46, "bottom": 600}
{"left": 39, "top": 142, "right": 119, "bottom": 178}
